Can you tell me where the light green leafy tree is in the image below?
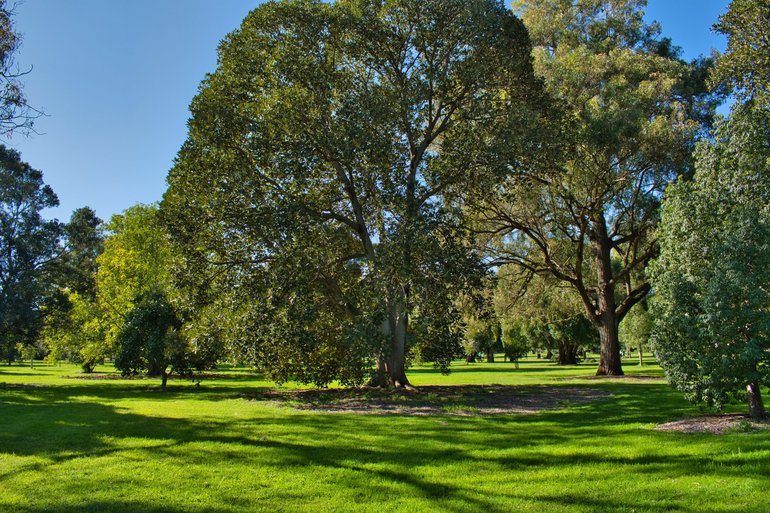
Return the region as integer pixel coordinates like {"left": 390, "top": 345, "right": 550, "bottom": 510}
{"left": 96, "top": 204, "right": 172, "bottom": 352}
{"left": 618, "top": 301, "right": 651, "bottom": 366}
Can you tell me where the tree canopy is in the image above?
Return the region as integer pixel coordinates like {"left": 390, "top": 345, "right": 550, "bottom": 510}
{"left": 476, "top": 0, "right": 716, "bottom": 375}
{"left": 651, "top": 0, "right": 770, "bottom": 419}
{"left": 651, "top": 105, "right": 770, "bottom": 419}
{"left": 0, "top": 145, "right": 62, "bottom": 362}
{"left": 163, "top": 0, "right": 547, "bottom": 387}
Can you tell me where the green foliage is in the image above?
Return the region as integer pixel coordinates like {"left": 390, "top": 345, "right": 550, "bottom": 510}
{"left": 652, "top": 1, "right": 770, "bottom": 416}
{"left": 710, "top": 0, "right": 770, "bottom": 105}
{"left": 0, "top": 145, "right": 62, "bottom": 363}
{"left": 114, "top": 290, "right": 187, "bottom": 387}
{"left": 619, "top": 302, "right": 651, "bottom": 354}
{"left": 162, "top": 0, "right": 544, "bottom": 386}
{"left": 651, "top": 104, "right": 770, "bottom": 415}
{"left": 480, "top": 0, "right": 714, "bottom": 375}
{"left": 40, "top": 207, "right": 105, "bottom": 371}
{"left": 496, "top": 270, "right": 597, "bottom": 365}
{"left": 462, "top": 317, "right": 497, "bottom": 361}
{"left": 96, "top": 204, "right": 172, "bottom": 351}
{"left": 60, "top": 207, "right": 104, "bottom": 298}
{"left": 501, "top": 319, "right": 531, "bottom": 363}
{"left": 41, "top": 290, "right": 105, "bottom": 372}
{"left": 14, "top": 341, "right": 36, "bottom": 366}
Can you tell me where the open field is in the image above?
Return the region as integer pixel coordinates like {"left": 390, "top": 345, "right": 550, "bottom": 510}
{"left": 1, "top": 358, "right": 769, "bottom": 513}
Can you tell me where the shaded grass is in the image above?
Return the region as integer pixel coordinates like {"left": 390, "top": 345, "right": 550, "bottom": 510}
{"left": 0, "top": 358, "right": 768, "bottom": 513}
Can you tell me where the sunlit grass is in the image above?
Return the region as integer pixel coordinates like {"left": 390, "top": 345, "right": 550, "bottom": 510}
{"left": 0, "top": 357, "right": 767, "bottom": 513}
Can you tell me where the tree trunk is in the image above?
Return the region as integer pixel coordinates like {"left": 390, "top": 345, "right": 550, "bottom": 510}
{"left": 557, "top": 342, "right": 578, "bottom": 365}
{"left": 638, "top": 342, "right": 644, "bottom": 367}
{"left": 596, "top": 320, "right": 623, "bottom": 375}
{"left": 592, "top": 219, "right": 624, "bottom": 376}
{"left": 369, "top": 302, "right": 411, "bottom": 388}
{"left": 486, "top": 348, "right": 495, "bottom": 363}
{"left": 747, "top": 382, "right": 766, "bottom": 420}
{"left": 161, "top": 372, "right": 168, "bottom": 391}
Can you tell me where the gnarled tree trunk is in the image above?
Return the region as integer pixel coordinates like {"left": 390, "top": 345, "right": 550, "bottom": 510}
{"left": 557, "top": 342, "right": 579, "bottom": 365}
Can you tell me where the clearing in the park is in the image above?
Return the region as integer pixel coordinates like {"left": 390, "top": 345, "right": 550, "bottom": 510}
{"left": 1, "top": 358, "right": 768, "bottom": 513}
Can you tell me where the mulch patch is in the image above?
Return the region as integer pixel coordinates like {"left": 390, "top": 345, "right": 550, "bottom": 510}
{"left": 562, "top": 375, "right": 663, "bottom": 381}
{"left": 656, "top": 414, "right": 770, "bottom": 434}
{"left": 245, "top": 384, "right": 612, "bottom": 416}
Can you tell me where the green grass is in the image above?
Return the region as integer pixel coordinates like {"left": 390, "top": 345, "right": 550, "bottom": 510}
{"left": 1, "top": 357, "right": 768, "bottom": 513}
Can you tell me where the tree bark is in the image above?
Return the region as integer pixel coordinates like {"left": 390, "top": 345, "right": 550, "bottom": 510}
{"left": 638, "top": 342, "right": 644, "bottom": 367}
{"left": 557, "top": 342, "right": 579, "bottom": 365}
{"left": 747, "top": 382, "right": 766, "bottom": 420}
{"left": 161, "top": 372, "right": 168, "bottom": 391}
{"left": 369, "top": 302, "right": 411, "bottom": 388}
{"left": 592, "top": 218, "right": 624, "bottom": 376}
{"left": 486, "top": 348, "right": 495, "bottom": 363}
{"left": 596, "top": 320, "right": 623, "bottom": 375}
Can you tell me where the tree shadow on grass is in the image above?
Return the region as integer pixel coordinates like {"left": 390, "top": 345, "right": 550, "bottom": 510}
{"left": 2, "top": 382, "right": 770, "bottom": 513}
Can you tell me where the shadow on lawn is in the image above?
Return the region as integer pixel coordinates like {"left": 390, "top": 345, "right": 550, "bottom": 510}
{"left": 2, "top": 382, "right": 769, "bottom": 513}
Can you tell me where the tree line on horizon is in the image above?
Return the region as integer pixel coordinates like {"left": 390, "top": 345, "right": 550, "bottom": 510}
{"left": 0, "top": 0, "right": 767, "bottom": 418}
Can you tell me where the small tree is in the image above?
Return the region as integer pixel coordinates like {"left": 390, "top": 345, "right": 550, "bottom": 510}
{"left": 114, "top": 290, "right": 188, "bottom": 390}
{"left": 619, "top": 302, "right": 651, "bottom": 366}
{"left": 501, "top": 319, "right": 530, "bottom": 368}
{"left": 496, "top": 269, "right": 597, "bottom": 366}
{"left": 15, "top": 342, "right": 36, "bottom": 368}
{"left": 462, "top": 318, "right": 499, "bottom": 364}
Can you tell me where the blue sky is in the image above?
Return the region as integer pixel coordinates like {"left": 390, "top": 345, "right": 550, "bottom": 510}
{"left": 8, "top": 0, "right": 730, "bottom": 223}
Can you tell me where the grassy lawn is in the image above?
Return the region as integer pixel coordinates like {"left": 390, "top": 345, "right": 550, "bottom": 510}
{"left": 1, "top": 357, "right": 768, "bottom": 513}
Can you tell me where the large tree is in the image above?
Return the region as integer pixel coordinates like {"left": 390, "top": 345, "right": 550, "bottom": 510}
{"left": 650, "top": 105, "right": 770, "bottom": 419}
{"left": 475, "top": 0, "right": 715, "bottom": 375}
{"left": 0, "top": 145, "right": 62, "bottom": 363}
{"left": 40, "top": 207, "right": 104, "bottom": 370}
{"left": 162, "top": 0, "right": 546, "bottom": 387}
{"left": 650, "top": 0, "right": 770, "bottom": 420}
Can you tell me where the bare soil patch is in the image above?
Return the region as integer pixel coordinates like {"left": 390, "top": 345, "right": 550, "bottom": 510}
{"left": 656, "top": 414, "right": 770, "bottom": 434}
{"left": 562, "top": 375, "right": 663, "bottom": 382}
{"left": 248, "top": 385, "right": 612, "bottom": 416}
